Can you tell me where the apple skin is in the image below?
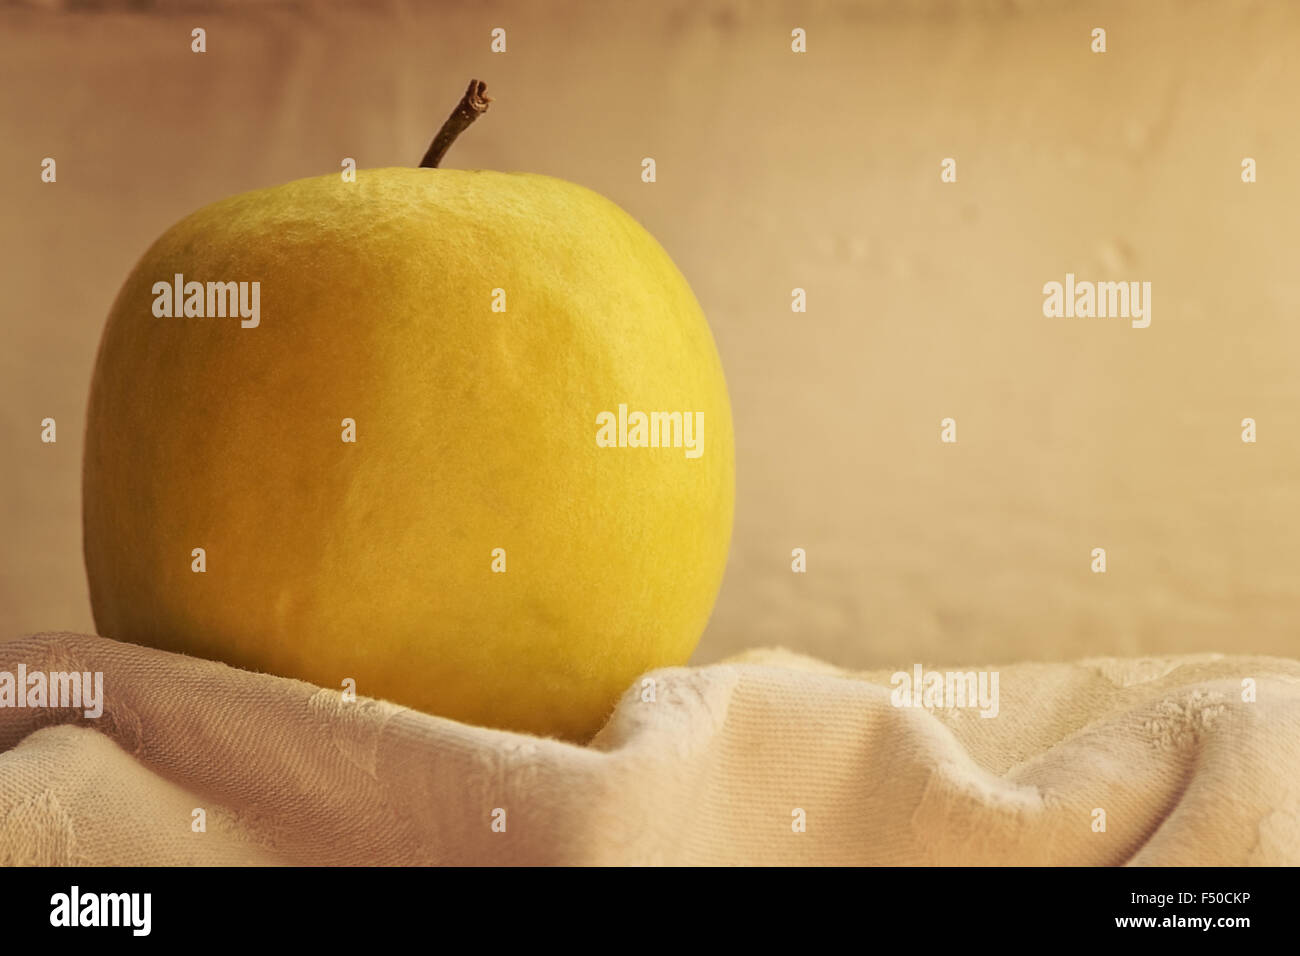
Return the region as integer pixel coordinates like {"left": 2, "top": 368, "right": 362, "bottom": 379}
{"left": 83, "top": 168, "right": 734, "bottom": 740}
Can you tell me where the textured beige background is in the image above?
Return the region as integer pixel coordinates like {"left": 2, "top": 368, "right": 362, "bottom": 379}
{"left": 3, "top": 0, "right": 1298, "bottom": 671}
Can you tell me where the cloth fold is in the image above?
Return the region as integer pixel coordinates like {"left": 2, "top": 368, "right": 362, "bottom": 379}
{"left": 1, "top": 633, "right": 1297, "bottom": 865}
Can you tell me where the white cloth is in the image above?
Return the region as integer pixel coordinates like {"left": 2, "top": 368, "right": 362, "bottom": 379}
{"left": 1, "top": 633, "right": 1297, "bottom": 865}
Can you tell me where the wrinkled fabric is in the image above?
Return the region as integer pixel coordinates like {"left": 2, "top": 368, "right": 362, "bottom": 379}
{"left": 1, "top": 633, "right": 1296, "bottom": 865}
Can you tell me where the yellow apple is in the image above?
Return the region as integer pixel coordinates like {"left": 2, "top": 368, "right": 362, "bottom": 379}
{"left": 83, "top": 131, "right": 733, "bottom": 740}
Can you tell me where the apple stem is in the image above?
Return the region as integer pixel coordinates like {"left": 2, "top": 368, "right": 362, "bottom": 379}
{"left": 419, "top": 79, "right": 492, "bottom": 169}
